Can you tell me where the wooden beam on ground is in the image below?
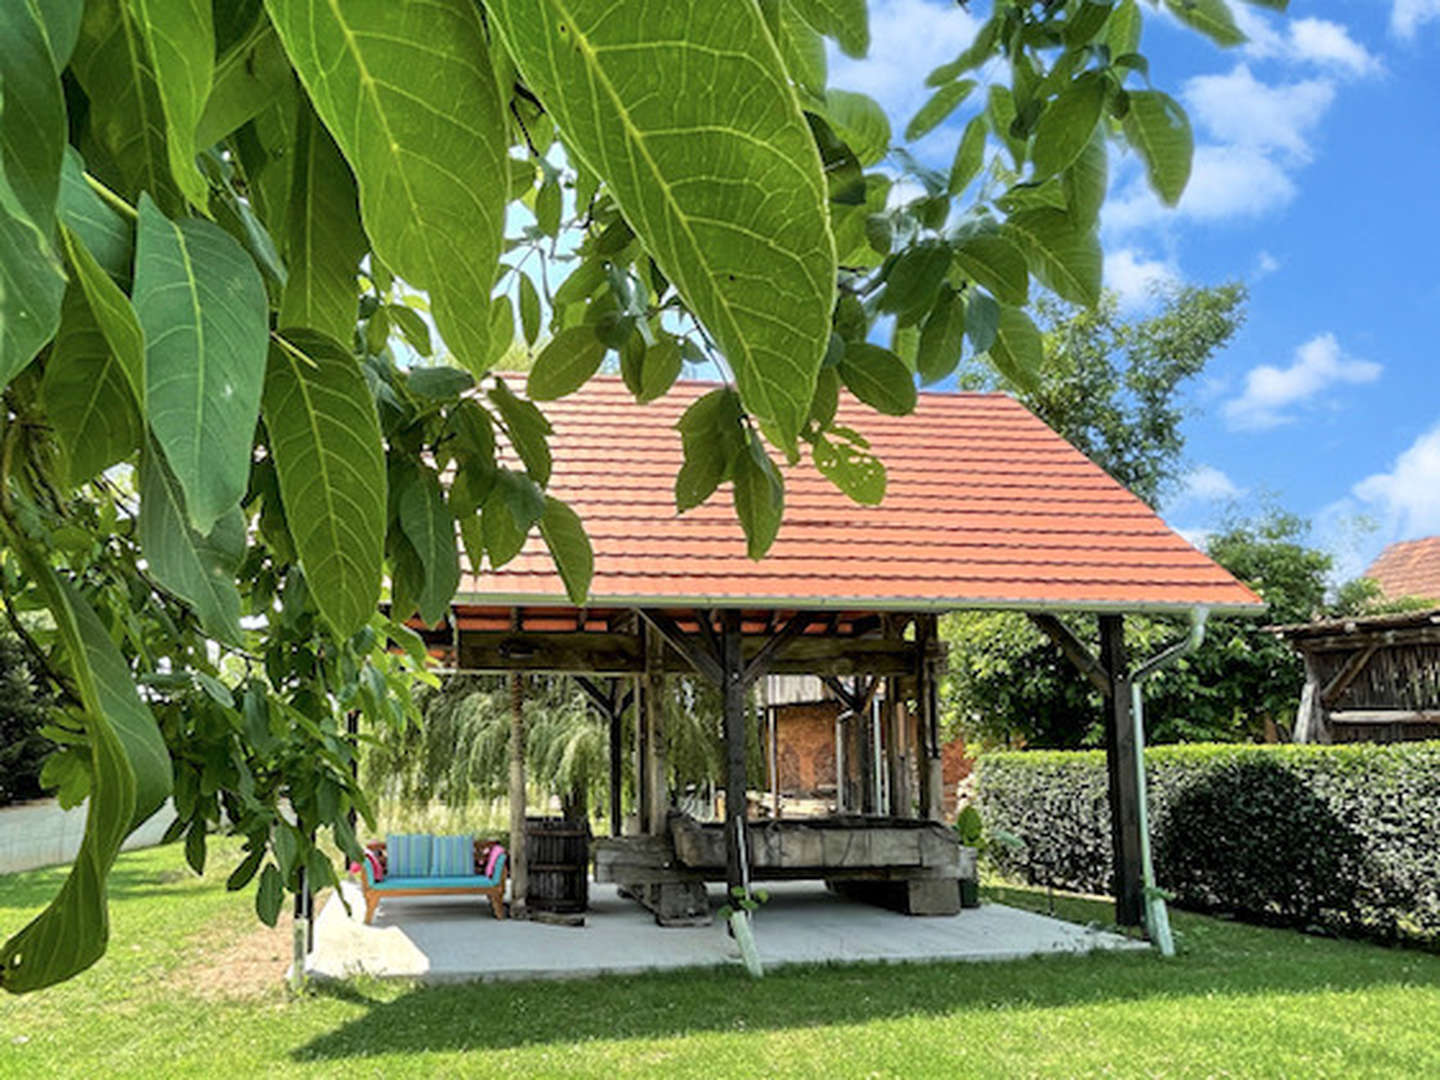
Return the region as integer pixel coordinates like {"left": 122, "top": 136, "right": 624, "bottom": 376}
{"left": 1320, "top": 643, "right": 1379, "bottom": 708}
{"left": 1029, "top": 613, "right": 1111, "bottom": 697}
{"left": 1098, "top": 614, "right": 1142, "bottom": 928}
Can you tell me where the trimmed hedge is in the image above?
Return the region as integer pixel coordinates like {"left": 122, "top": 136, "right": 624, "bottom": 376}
{"left": 977, "top": 742, "right": 1440, "bottom": 947}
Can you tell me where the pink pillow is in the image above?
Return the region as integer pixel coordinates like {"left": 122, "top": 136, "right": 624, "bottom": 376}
{"left": 483, "top": 844, "right": 505, "bottom": 879}
{"left": 364, "top": 849, "right": 385, "bottom": 883}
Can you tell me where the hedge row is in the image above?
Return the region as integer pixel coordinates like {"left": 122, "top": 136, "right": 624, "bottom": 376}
{"left": 976, "top": 742, "right": 1440, "bottom": 947}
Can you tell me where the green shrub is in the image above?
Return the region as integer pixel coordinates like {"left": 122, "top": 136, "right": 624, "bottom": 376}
{"left": 977, "top": 742, "right": 1440, "bottom": 947}
{"left": 0, "top": 634, "right": 56, "bottom": 807}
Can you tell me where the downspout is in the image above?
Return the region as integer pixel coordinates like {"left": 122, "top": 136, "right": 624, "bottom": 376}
{"left": 1129, "top": 606, "right": 1209, "bottom": 958}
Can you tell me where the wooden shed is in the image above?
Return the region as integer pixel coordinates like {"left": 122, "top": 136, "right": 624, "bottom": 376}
{"left": 1273, "top": 608, "right": 1440, "bottom": 743}
{"left": 410, "top": 376, "right": 1265, "bottom": 931}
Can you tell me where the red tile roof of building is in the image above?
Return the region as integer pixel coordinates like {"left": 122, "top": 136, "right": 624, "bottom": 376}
{"left": 1363, "top": 537, "right": 1440, "bottom": 602}
{"left": 458, "top": 376, "right": 1264, "bottom": 616}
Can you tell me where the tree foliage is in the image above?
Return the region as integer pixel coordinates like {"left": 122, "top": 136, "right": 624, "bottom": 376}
{"left": 0, "top": 0, "right": 1263, "bottom": 990}
{"left": 0, "top": 634, "right": 56, "bottom": 806}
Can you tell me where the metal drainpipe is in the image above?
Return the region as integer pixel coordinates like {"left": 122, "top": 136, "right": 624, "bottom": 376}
{"left": 1129, "top": 606, "right": 1209, "bottom": 958}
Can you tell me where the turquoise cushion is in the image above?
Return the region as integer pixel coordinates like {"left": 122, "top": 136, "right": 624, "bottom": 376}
{"left": 387, "top": 833, "right": 430, "bottom": 877}
{"left": 431, "top": 834, "right": 474, "bottom": 877}
{"left": 374, "top": 874, "right": 500, "bottom": 891}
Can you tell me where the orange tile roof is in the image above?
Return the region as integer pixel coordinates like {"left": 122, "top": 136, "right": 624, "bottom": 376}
{"left": 1363, "top": 537, "right": 1440, "bottom": 602}
{"left": 458, "top": 376, "right": 1264, "bottom": 615}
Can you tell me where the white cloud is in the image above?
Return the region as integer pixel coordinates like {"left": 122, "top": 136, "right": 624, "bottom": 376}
{"left": 1104, "top": 248, "right": 1179, "bottom": 311}
{"left": 1232, "top": 9, "right": 1384, "bottom": 76}
{"left": 1224, "top": 333, "right": 1381, "bottom": 431}
{"left": 828, "top": 0, "right": 981, "bottom": 141}
{"left": 1392, "top": 0, "right": 1440, "bottom": 39}
{"left": 1254, "top": 250, "right": 1281, "bottom": 278}
{"left": 1182, "top": 465, "right": 1244, "bottom": 503}
{"left": 1352, "top": 421, "right": 1440, "bottom": 537}
{"left": 1184, "top": 65, "right": 1334, "bottom": 162}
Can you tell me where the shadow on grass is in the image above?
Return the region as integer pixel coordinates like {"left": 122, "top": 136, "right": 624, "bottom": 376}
{"left": 291, "top": 887, "right": 1440, "bottom": 1062}
{"left": 0, "top": 857, "right": 197, "bottom": 912}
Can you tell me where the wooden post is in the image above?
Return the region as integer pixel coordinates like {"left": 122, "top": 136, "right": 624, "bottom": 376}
{"left": 721, "top": 609, "right": 747, "bottom": 896}
{"left": 645, "top": 623, "right": 667, "bottom": 835}
{"left": 635, "top": 670, "right": 649, "bottom": 834}
{"left": 916, "top": 615, "right": 945, "bottom": 822}
{"left": 1098, "top": 614, "right": 1143, "bottom": 927}
{"left": 508, "top": 669, "right": 528, "bottom": 918}
{"left": 608, "top": 679, "right": 624, "bottom": 837}
{"left": 1294, "top": 651, "right": 1328, "bottom": 743}
{"left": 856, "top": 677, "right": 875, "bottom": 815}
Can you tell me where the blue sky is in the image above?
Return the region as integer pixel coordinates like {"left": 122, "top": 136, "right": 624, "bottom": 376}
{"left": 831, "top": 0, "right": 1440, "bottom": 583}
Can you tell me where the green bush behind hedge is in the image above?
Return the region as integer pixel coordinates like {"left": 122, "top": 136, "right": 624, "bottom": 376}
{"left": 976, "top": 742, "right": 1440, "bottom": 946}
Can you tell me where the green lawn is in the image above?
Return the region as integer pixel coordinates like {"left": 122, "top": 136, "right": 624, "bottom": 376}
{"left": 2, "top": 841, "right": 1438, "bottom": 1079}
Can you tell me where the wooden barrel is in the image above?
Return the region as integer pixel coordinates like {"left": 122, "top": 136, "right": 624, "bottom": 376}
{"left": 524, "top": 816, "right": 591, "bottom": 913}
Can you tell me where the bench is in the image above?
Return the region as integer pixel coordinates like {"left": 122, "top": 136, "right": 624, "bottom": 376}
{"left": 356, "top": 837, "right": 508, "bottom": 924}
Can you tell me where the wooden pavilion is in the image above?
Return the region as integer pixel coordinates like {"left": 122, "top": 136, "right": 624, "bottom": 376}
{"left": 410, "top": 377, "right": 1264, "bottom": 931}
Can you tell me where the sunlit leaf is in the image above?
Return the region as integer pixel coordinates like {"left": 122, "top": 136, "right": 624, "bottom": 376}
{"left": 539, "top": 496, "right": 593, "bottom": 603}
{"left": 1123, "top": 90, "right": 1193, "bottom": 207}
{"left": 131, "top": 0, "right": 213, "bottom": 206}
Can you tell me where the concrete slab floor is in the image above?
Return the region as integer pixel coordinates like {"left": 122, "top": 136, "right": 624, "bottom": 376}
{"left": 307, "top": 880, "right": 1147, "bottom": 983}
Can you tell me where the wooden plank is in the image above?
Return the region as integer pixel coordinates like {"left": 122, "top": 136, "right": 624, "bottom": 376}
{"left": 742, "top": 610, "right": 824, "bottom": 687}
{"left": 1329, "top": 709, "right": 1440, "bottom": 724}
{"left": 1292, "top": 626, "right": 1440, "bottom": 653}
{"left": 1099, "top": 614, "right": 1143, "bottom": 928}
{"left": 1320, "top": 643, "right": 1379, "bottom": 708}
{"left": 1030, "top": 613, "right": 1111, "bottom": 697}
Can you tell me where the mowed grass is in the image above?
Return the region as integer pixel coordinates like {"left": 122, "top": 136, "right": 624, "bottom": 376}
{"left": 2, "top": 840, "right": 1439, "bottom": 1079}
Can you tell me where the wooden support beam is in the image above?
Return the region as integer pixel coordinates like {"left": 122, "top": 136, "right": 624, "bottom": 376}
{"left": 644, "top": 622, "right": 668, "bottom": 835}
{"left": 639, "top": 609, "right": 723, "bottom": 685}
{"left": 742, "top": 610, "right": 824, "bottom": 687}
{"left": 1098, "top": 614, "right": 1142, "bottom": 928}
{"left": 508, "top": 668, "right": 528, "bottom": 918}
{"left": 608, "top": 679, "right": 624, "bottom": 837}
{"left": 720, "top": 610, "right": 747, "bottom": 895}
{"left": 1320, "top": 643, "right": 1379, "bottom": 708}
{"left": 916, "top": 614, "right": 944, "bottom": 822}
{"left": 574, "top": 674, "right": 617, "bottom": 716}
{"left": 1029, "top": 613, "right": 1111, "bottom": 697}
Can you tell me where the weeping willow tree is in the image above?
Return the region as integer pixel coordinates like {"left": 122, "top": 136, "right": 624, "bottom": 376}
{"left": 364, "top": 673, "right": 765, "bottom": 824}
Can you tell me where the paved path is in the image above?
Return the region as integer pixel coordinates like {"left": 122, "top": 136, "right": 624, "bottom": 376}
{"left": 308, "top": 879, "right": 1146, "bottom": 982}
{"left": 0, "top": 798, "right": 177, "bottom": 874}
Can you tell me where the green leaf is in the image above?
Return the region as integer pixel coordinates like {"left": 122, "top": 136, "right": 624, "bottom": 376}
{"left": 812, "top": 432, "right": 885, "bottom": 505}
{"left": 399, "top": 464, "right": 459, "bottom": 626}
{"left": 966, "top": 290, "right": 998, "bottom": 354}
{"left": 538, "top": 496, "right": 593, "bottom": 604}
{"left": 195, "top": 23, "right": 292, "bottom": 149}
{"left": 675, "top": 387, "right": 744, "bottom": 512}
{"left": 638, "top": 338, "right": 683, "bottom": 404}
{"left": 790, "top": 0, "right": 869, "bottom": 57}
{"left": 731, "top": 435, "right": 784, "bottom": 559}
{"left": 916, "top": 284, "right": 966, "bottom": 386}
{"left": 489, "top": 378, "right": 553, "bottom": 486}
{"left": 779, "top": 2, "right": 827, "bottom": 99}
{"left": 1123, "top": 90, "right": 1193, "bottom": 207}
{"left": 906, "top": 80, "right": 976, "bottom": 142}
{"left": 1032, "top": 74, "right": 1106, "bottom": 180}
{"left": 1106, "top": 0, "right": 1143, "bottom": 55}
{"left": 262, "top": 331, "right": 387, "bottom": 639}
{"left": 518, "top": 273, "right": 541, "bottom": 346}
{"left": 279, "top": 104, "right": 366, "bottom": 347}
{"left": 488, "top": 0, "right": 836, "bottom": 452}
{"left": 61, "top": 227, "right": 145, "bottom": 406}
{"left": 527, "top": 325, "right": 607, "bottom": 401}
{"left": 880, "top": 240, "right": 951, "bottom": 320}
{"left": 838, "top": 343, "right": 917, "bottom": 416}
{"left": 1164, "top": 0, "right": 1247, "bottom": 47}
{"left": 1005, "top": 208, "right": 1102, "bottom": 308}
{"left": 133, "top": 194, "right": 269, "bottom": 533}
{"left": 389, "top": 304, "right": 432, "bottom": 357}
{"left": 408, "top": 365, "right": 473, "bottom": 401}
{"left": 953, "top": 230, "right": 1029, "bottom": 307}
{"left": 987, "top": 305, "right": 1045, "bottom": 394}
{"left": 0, "top": 0, "right": 71, "bottom": 234}
{"left": 948, "top": 116, "right": 988, "bottom": 196}
{"left": 255, "top": 863, "right": 284, "bottom": 927}
{"left": 266, "top": 0, "right": 509, "bottom": 373}
{"left": 138, "top": 444, "right": 245, "bottom": 644}
{"left": 71, "top": 0, "right": 179, "bottom": 209}
{"left": 481, "top": 469, "right": 543, "bottom": 567}
{"left": 184, "top": 819, "right": 207, "bottom": 875}
{"left": 131, "top": 0, "right": 213, "bottom": 206}
{"left": 0, "top": 565, "right": 171, "bottom": 992}
{"left": 41, "top": 287, "right": 142, "bottom": 486}
{"left": 1062, "top": 127, "right": 1108, "bottom": 229}
{"left": 986, "top": 85, "right": 1026, "bottom": 171}
{"left": 534, "top": 178, "right": 561, "bottom": 238}
{"left": 926, "top": 17, "right": 998, "bottom": 85}
{"left": 59, "top": 149, "right": 133, "bottom": 284}
{"left": 823, "top": 90, "right": 891, "bottom": 168}
{"left": 227, "top": 845, "right": 266, "bottom": 892}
